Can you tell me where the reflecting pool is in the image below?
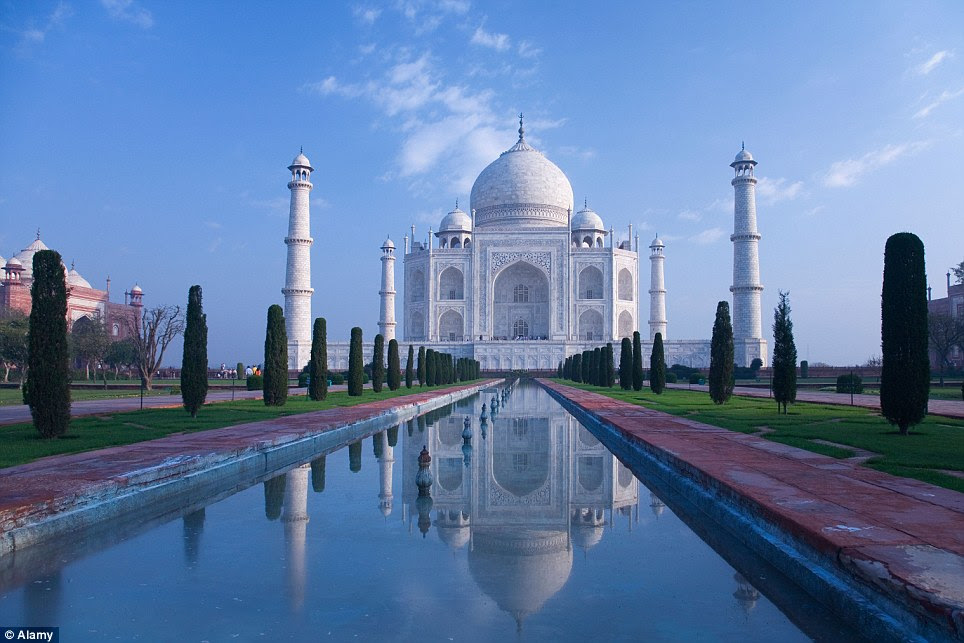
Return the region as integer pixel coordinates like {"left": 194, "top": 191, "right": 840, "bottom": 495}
{"left": 0, "top": 380, "right": 866, "bottom": 641}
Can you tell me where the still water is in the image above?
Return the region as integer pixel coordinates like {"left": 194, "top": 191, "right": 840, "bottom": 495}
{"left": 0, "top": 381, "right": 865, "bottom": 641}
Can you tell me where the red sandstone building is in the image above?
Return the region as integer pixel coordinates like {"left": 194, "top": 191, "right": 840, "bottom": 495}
{"left": 927, "top": 274, "right": 964, "bottom": 372}
{"left": 1, "top": 235, "right": 143, "bottom": 338}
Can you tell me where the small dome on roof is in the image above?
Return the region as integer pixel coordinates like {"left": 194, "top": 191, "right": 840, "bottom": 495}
{"left": 67, "top": 268, "right": 92, "bottom": 289}
{"left": 6, "top": 256, "right": 22, "bottom": 268}
{"left": 14, "top": 237, "right": 50, "bottom": 278}
{"left": 131, "top": 283, "right": 142, "bottom": 293}
{"left": 289, "top": 150, "right": 313, "bottom": 170}
{"left": 439, "top": 205, "right": 472, "bottom": 232}
{"left": 650, "top": 235, "right": 664, "bottom": 248}
{"left": 570, "top": 205, "right": 605, "bottom": 231}
{"left": 733, "top": 148, "right": 754, "bottom": 163}
{"left": 382, "top": 236, "right": 395, "bottom": 249}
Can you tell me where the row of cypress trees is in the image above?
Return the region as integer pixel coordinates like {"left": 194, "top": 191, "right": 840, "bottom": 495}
{"left": 558, "top": 342, "right": 617, "bottom": 388}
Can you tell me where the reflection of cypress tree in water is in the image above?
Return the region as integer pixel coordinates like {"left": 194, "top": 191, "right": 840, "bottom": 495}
{"left": 310, "top": 456, "right": 326, "bottom": 493}
{"left": 349, "top": 440, "right": 362, "bottom": 473}
{"left": 407, "top": 418, "right": 415, "bottom": 437}
{"left": 417, "top": 414, "right": 426, "bottom": 433}
{"left": 183, "top": 508, "right": 205, "bottom": 567}
{"left": 23, "top": 569, "right": 61, "bottom": 626}
{"left": 373, "top": 432, "right": 384, "bottom": 458}
{"left": 263, "top": 474, "right": 286, "bottom": 520}
{"left": 387, "top": 426, "right": 399, "bottom": 447}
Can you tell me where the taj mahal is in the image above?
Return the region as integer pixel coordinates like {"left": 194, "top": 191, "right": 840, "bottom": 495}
{"left": 282, "top": 117, "right": 767, "bottom": 372}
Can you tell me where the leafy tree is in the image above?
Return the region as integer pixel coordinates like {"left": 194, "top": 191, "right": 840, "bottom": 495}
{"left": 0, "top": 310, "right": 29, "bottom": 383}
{"left": 709, "top": 301, "right": 735, "bottom": 404}
{"left": 928, "top": 312, "right": 964, "bottom": 386}
{"left": 103, "top": 337, "right": 136, "bottom": 379}
{"left": 880, "top": 233, "right": 930, "bottom": 435}
{"left": 181, "top": 285, "right": 209, "bottom": 417}
{"left": 128, "top": 304, "right": 184, "bottom": 390}
{"left": 650, "top": 332, "right": 666, "bottom": 394}
{"left": 27, "top": 250, "right": 71, "bottom": 438}
{"left": 348, "top": 327, "right": 364, "bottom": 396}
{"left": 619, "top": 337, "right": 632, "bottom": 390}
{"left": 771, "top": 291, "right": 797, "bottom": 414}
{"left": 309, "top": 317, "right": 328, "bottom": 401}
{"left": 371, "top": 334, "right": 385, "bottom": 393}
{"left": 405, "top": 344, "right": 414, "bottom": 388}
{"left": 952, "top": 259, "right": 964, "bottom": 285}
{"left": 417, "top": 346, "right": 426, "bottom": 386}
{"left": 632, "top": 331, "right": 643, "bottom": 391}
{"left": 263, "top": 304, "right": 288, "bottom": 406}
{"left": 387, "top": 339, "right": 401, "bottom": 390}
{"left": 572, "top": 353, "right": 582, "bottom": 383}
{"left": 70, "top": 316, "right": 111, "bottom": 380}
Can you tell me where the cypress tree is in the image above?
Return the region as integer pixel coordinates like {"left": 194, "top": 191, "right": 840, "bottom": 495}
{"left": 650, "top": 332, "right": 666, "bottom": 394}
{"left": 772, "top": 291, "right": 798, "bottom": 414}
{"left": 593, "top": 347, "right": 603, "bottom": 386}
{"left": 572, "top": 353, "right": 582, "bottom": 383}
{"left": 372, "top": 334, "right": 385, "bottom": 393}
{"left": 619, "top": 338, "right": 632, "bottom": 390}
{"left": 426, "top": 348, "right": 436, "bottom": 386}
{"left": 417, "top": 346, "right": 426, "bottom": 386}
{"left": 605, "top": 343, "right": 615, "bottom": 387}
{"left": 236, "top": 361, "right": 245, "bottom": 382}
{"left": 709, "top": 301, "right": 735, "bottom": 405}
{"left": 563, "top": 356, "right": 571, "bottom": 380}
{"left": 632, "top": 331, "right": 643, "bottom": 391}
{"left": 387, "top": 339, "right": 401, "bottom": 390}
{"left": 309, "top": 317, "right": 328, "bottom": 401}
{"left": 348, "top": 326, "right": 364, "bottom": 396}
{"left": 880, "top": 233, "right": 930, "bottom": 435}
{"left": 27, "top": 250, "right": 71, "bottom": 438}
{"left": 581, "top": 349, "right": 591, "bottom": 383}
{"left": 405, "top": 344, "right": 414, "bottom": 388}
{"left": 181, "top": 284, "right": 208, "bottom": 417}
{"left": 263, "top": 304, "right": 288, "bottom": 406}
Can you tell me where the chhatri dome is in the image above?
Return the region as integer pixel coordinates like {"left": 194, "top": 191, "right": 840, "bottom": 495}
{"left": 470, "top": 115, "right": 574, "bottom": 228}
{"left": 439, "top": 202, "right": 472, "bottom": 232}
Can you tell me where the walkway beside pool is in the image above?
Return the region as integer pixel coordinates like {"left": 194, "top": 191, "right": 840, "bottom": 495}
{"left": 0, "top": 380, "right": 498, "bottom": 557}
{"left": 540, "top": 379, "right": 963, "bottom": 642}
{"left": 667, "top": 382, "right": 964, "bottom": 419}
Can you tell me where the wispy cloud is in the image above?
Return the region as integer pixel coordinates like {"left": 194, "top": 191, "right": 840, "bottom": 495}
{"left": 101, "top": 0, "right": 153, "bottom": 29}
{"left": 914, "top": 87, "right": 964, "bottom": 119}
{"left": 353, "top": 6, "right": 381, "bottom": 24}
{"left": 557, "top": 145, "right": 596, "bottom": 160}
{"left": 823, "top": 141, "right": 930, "bottom": 188}
{"left": 15, "top": 2, "right": 72, "bottom": 53}
{"left": 471, "top": 26, "right": 510, "bottom": 51}
{"left": 690, "top": 227, "right": 725, "bottom": 245}
{"left": 803, "top": 205, "right": 825, "bottom": 217}
{"left": 678, "top": 210, "right": 701, "bottom": 222}
{"left": 756, "top": 176, "right": 805, "bottom": 204}
{"left": 518, "top": 41, "right": 541, "bottom": 59}
{"left": 917, "top": 50, "right": 952, "bottom": 75}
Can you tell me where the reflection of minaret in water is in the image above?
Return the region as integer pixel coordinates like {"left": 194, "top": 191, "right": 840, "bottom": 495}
{"left": 733, "top": 572, "right": 760, "bottom": 619}
{"left": 283, "top": 464, "right": 311, "bottom": 611}
{"left": 183, "top": 508, "right": 206, "bottom": 567}
{"left": 377, "top": 431, "right": 395, "bottom": 517}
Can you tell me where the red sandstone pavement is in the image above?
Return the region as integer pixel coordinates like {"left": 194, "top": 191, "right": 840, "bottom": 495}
{"left": 540, "top": 379, "right": 964, "bottom": 640}
{"left": 0, "top": 381, "right": 498, "bottom": 546}
{"left": 668, "top": 382, "right": 964, "bottom": 419}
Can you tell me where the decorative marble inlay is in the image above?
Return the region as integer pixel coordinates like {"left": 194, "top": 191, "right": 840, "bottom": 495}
{"left": 491, "top": 251, "right": 551, "bottom": 275}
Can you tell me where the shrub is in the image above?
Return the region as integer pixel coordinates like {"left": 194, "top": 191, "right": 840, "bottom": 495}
{"left": 689, "top": 373, "right": 702, "bottom": 384}
{"left": 298, "top": 371, "right": 310, "bottom": 387}
{"left": 665, "top": 372, "right": 678, "bottom": 384}
{"left": 329, "top": 372, "right": 345, "bottom": 385}
{"left": 800, "top": 360, "right": 809, "bottom": 379}
{"left": 836, "top": 373, "right": 863, "bottom": 394}
{"left": 246, "top": 374, "right": 263, "bottom": 390}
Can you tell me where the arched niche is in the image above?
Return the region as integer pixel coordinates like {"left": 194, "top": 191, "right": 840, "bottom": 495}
{"left": 617, "top": 310, "right": 633, "bottom": 339}
{"left": 578, "top": 266, "right": 603, "bottom": 300}
{"left": 618, "top": 268, "right": 634, "bottom": 301}
{"left": 492, "top": 261, "right": 549, "bottom": 340}
{"left": 410, "top": 269, "right": 425, "bottom": 302}
{"left": 438, "top": 309, "right": 463, "bottom": 341}
{"left": 439, "top": 267, "right": 464, "bottom": 300}
{"left": 578, "top": 309, "right": 603, "bottom": 342}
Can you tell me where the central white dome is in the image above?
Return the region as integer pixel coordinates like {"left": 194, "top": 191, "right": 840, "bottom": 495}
{"left": 470, "top": 125, "right": 573, "bottom": 228}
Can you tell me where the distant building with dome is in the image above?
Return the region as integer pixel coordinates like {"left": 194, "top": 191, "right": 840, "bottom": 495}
{"left": 0, "top": 232, "right": 143, "bottom": 340}
{"left": 283, "top": 118, "right": 767, "bottom": 371}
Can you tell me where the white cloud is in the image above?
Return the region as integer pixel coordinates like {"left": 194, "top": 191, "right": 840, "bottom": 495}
{"left": 557, "top": 145, "right": 596, "bottom": 160}
{"left": 678, "top": 210, "right": 701, "bottom": 222}
{"left": 471, "top": 26, "right": 510, "bottom": 51}
{"left": 823, "top": 141, "right": 930, "bottom": 188}
{"left": 756, "top": 176, "right": 805, "bottom": 204}
{"left": 16, "top": 2, "right": 72, "bottom": 52}
{"left": 353, "top": 6, "right": 381, "bottom": 24}
{"left": 803, "top": 205, "right": 825, "bottom": 217}
{"left": 101, "top": 0, "right": 153, "bottom": 28}
{"left": 690, "top": 227, "right": 725, "bottom": 245}
{"left": 518, "top": 41, "right": 541, "bottom": 59}
{"left": 914, "top": 87, "right": 964, "bottom": 119}
{"left": 917, "top": 50, "right": 952, "bottom": 75}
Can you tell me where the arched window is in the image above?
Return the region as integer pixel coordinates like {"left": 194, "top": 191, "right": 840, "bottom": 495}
{"left": 112, "top": 323, "right": 119, "bottom": 336}
{"left": 439, "top": 238, "right": 448, "bottom": 248}
{"left": 451, "top": 237, "right": 461, "bottom": 248}
{"left": 618, "top": 310, "right": 633, "bottom": 338}
{"left": 513, "top": 318, "right": 529, "bottom": 338}
{"left": 582, "top": 236, "right": 592, "bottom": 248}
{"left": 513, "top": 284, "right": 529, "bottom": 303}
{"left": 463, "top": 239, "right": 471, "bottom": 248}
{"left": 578, "top": 266, "right": 603, "bottom": 300}
{"left": 439, "top": 267, "right": 464, "bottom": 300}
{"left": 618, "top": 268, "right": 634, "bottom": 301}
{"left": 410, "top": 269, "right": 425, "bottom": 302}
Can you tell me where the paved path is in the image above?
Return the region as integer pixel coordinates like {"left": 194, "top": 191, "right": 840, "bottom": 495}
{"left": 0, "top": 380, "right": 499, "bottom": 558}
{"left": 668, "top": 382, "right": 964, "bottom": 419}
{"left": 0, "top": 385, "right": 358, "bottom": 426}
{"left": 541, "top": 379, "right": 964, "bottom": 641}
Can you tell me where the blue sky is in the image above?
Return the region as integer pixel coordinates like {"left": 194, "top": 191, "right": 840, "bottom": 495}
{"left": 2, "top": 0, "right": 962, "bottom": 366}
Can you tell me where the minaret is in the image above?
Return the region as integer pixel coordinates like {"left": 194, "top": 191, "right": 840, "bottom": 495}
{"left": 378, "top": 237, "right": 397, "bottom": 342}
{"left": 648, "top": 236, "right": 667, "bottom": 340}
{"left": 284, "top": 150, "right": 314, "bottom": 370}
{"left": 282, "top": 463, "right": 310, "bottom": 611}
{"left": 730, "top": 145, "right": 767, "bottom": 367}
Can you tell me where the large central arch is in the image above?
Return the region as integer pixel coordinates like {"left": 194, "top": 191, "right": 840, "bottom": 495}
{"left": 492, "top": 261, "right": 550, "bottom": 339}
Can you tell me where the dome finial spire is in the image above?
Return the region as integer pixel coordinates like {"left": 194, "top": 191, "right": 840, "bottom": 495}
{"left": 518, "top": 112, "right": 525, "bottom": 141}
{"left": 36, "top": 228, "right": 41, "bottom": 241}
{"left": 455, "top": 197, "right": 459, "bottom": 210}
{"left": 741, "top": 140, "right": 745, "bottom": 151}
{"left": 584, "top": 197, "right": 588, "bottom": 209}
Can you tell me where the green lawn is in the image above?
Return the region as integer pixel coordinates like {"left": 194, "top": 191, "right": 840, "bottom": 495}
{"left": 559, "top": 381, "right": 964, "bottom": 493}
{"left": 0, "top": 382, "right": 479, "bottom": 469}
